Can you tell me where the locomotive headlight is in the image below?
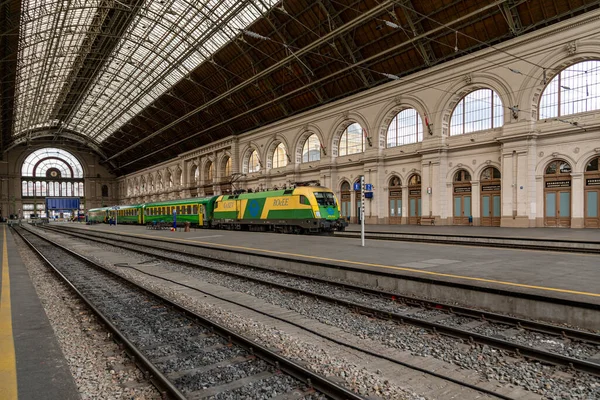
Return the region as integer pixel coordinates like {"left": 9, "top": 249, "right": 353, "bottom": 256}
{"left": 315, "top": 211, "right": 321, "bottom": 218}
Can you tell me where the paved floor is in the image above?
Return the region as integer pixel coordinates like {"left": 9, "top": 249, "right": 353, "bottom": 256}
{"left": 63, "top": 222, "right": 600, "bottom": 305}
{"left": 0, "top": 225, "right": 79, "bottom": 400}
{"left": 344, "top": 223, "right": 600, "bottom": 242}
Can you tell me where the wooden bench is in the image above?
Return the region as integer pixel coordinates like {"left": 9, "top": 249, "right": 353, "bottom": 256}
{"left": 419, "top": 217, "right": 435, "bottom": 225}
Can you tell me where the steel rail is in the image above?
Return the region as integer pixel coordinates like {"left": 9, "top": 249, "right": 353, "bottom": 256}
{"left": 41, "top": 226, "right": 600, "bottom": 312}
{"left": 334, "top": 231, "right": 600, "bottom": 254}
{"left": 45, "top": 224, "right": 600, "bottom": 336}
{"left": 16, "top": 225, "right": 364, "bottom": 400}
{"left": 13, "top": 227, "right": 188, "bottom": 400}
{"left": 44, "top": 225, "right": 600, "bottom": 377}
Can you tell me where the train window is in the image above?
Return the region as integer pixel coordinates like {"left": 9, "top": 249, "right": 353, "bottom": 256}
{"left": 193, "top": 205, "right": 198, "bottom": 214}
{"left": 314, "top": 192, "right": 336, "bottom": 206}
{"left": 187, "top": 205, "right": 191, "bottom": 214}
{"left": 177, "top": 206, "right": 181, "bottom": 214}
{"left": 284, "top": 189, "right": 293, "bottom": 195}
{"left": 300, "top": 195, "right": 310, "bottom": 205}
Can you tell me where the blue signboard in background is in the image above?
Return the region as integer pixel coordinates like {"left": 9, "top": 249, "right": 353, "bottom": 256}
{"left": 365, "top": 184, "right": 373, "bottom": 191}
{"left": 353, "top": 182, "right": 360, "bottom": 191}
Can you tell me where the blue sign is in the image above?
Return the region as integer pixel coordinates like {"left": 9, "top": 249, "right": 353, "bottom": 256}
{"left": 365, "top": 184, "right": 372, "bottom": 191}
{"left": 326, "top": 207, "right": 335, "bottom": 215}
{"left": 353, "top": 182, "right": 360, "bottom": 191}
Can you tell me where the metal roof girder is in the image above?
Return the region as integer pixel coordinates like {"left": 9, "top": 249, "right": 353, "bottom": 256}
{"left": 398, "top": 0, "right": 437, "bottom": 66}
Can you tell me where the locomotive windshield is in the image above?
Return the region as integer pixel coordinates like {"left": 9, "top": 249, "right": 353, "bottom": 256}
{"left": 314, "top": 192, "right": 337, "bottom": 207}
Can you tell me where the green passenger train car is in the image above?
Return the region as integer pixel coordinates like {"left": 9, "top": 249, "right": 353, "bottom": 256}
{"left": 87, "top": 207, "right": 110, "bottom": 223}
{"left": 143, "top": 197, "right": 217, "bottom": 227}
{"left": 212, "top": 185, "right": 346, "bottom": 233}
{"left": 113, "top": 204, "right": 144, "bottom": 224}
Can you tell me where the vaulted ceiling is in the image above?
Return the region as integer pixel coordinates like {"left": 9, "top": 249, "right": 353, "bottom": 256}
{"left": 1, "top": 0, "right": 599, "bottom": 175}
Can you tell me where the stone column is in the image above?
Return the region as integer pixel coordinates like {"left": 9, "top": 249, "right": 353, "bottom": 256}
{"left": 471, "top": 180, "right": 480, "bottom": 226}
{"left": 571, "top": 172, "right": 584, "bottom": 228}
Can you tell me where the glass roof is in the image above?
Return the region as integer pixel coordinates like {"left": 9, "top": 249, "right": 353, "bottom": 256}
{"left": 13, "top": 0, "right": 278, "bottom": 143}
{"left": 21, "top": 148, "right": 84, "bottom": 178}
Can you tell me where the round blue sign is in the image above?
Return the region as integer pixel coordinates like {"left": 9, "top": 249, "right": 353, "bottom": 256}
{"left": 248, "top": 199, "right": 260, "bottom": 218}
{"left": 326, "top": 207, "right": 335, "bottom": 215}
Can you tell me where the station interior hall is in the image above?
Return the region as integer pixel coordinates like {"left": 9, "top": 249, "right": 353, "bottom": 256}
{"left": 1, "top": 0, "right": 600, "bottom": 228}
{"left": 2, "top": 2, "right": 600, "bottom": 400}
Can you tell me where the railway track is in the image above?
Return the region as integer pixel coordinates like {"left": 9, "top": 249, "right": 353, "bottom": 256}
{"left": 334, "top": 230, "right": 600, "bottom": 254}
{"left": 14, "top": 226, "right": 362, "bottom": 400}
{"left": 41, "top": 225, "right": 600, "bottom": 395}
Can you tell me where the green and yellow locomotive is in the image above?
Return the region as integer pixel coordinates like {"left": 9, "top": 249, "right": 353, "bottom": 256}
{"left": 86, "top": 182, "right": 347, "bottom": 234}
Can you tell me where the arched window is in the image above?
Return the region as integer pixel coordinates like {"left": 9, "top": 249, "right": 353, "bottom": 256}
{"left": 21, "top": 148, "right": 85, "bottom": 197}
{"left": 387, "top": 108, "right": 423, "bottom": 147}
{"left": 586, "top": 157, "right": 599, "bottom": 172}
{"left": 539, "top": 60, "right": 600, "bottom": 119}
{"left": 248, "top": 150, "right": 260, "bottom": 173}
{"left": 272, "top": 143, "right": 288, "bottom": 168}
{"left": 193, "top": 165, "right": 199, "bottom": 182}
{"left": 450, "top": 89, "right": 503, "bottom": 136}
{"left": 223, "top": 157, "right": 231, "bottom": 177}
{"left": 302, "top": 134, "right": 321, "bottom": 162}
{"left": 339, "top": 123, "right": 365, "bottom": 156}
{"left": 545, "top": 160, "right": 571, "bottom": 175}
{"left": 206, "top": 162, "right": 213, "bottom": 182}
{"left": 409, "top": 174, "right": 421, "bottom": 185}
{"left": 481, "top": 167, "right": 501, "bottom": 180}
{"left": 454, "top": 170, "right": 472, "bottom": 182}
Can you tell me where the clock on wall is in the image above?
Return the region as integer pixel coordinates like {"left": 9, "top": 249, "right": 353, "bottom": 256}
{"left": 50, "top": 170, "right": 58, "bottom": 178}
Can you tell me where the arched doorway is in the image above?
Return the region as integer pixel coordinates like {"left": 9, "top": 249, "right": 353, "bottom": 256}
{"left": 584, "top": 157, "right": 600, "bottom": 228}
{"left": 340, "top": 181, "right": 351, "bottom": 223}
{"left": 544, "top": 160, "right": 571, "bottom": 227}
{"left": 408, "top": 174, "right": 421, "bottom": 225}
{"left": 388, "top": 176, "right": 402, "bottom": 224}
{"left": 480, "top": 167, "right": 501, "bottom": 227}
{"left": 453, "top": 169, "right": 472, "bottom": 225}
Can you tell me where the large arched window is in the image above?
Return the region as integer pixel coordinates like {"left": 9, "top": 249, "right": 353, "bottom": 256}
{"left": 387, "top": 108, "right": 423, "bottom": 147}
{"left": 450, "top": 89, "right": 503, "bottom": 136}
{"left": 248, "top": 150, "right": 261, "bottom": 173}
{"left": 21, "top": 148, "right": 85, "bottom": 197}
{"left": 302, "top": 134, "right": 321, "bottom": 163}
{"left": 205, "top": 162, "right": 213, "bottom": 182}
{"left": 539, "top": 60, "right": 600, "bottom": 119}
{"left": 193, "top": 165, "right": 199, "bottom": 182}
{"left": 272, "top": 143, "right": 288, "bottom": 168}
{"left": 339, "top": 123, "right": 365, "bottom": 156}
{"left": 222, "top": 157, "right": 231, "bottom": 178}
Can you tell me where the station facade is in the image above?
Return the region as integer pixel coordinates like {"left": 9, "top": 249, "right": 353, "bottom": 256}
{"left": 66, "top": 12, "right": 600, "bottom": 228}
{"left": 116, "top": 12, "right": 600, "bottom": 228}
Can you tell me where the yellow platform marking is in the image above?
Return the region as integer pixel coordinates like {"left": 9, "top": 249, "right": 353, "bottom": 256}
{"left": 92, "top": 228, "right": 600, "bottom": 298}
{"left": 0, "top": 225, "right": 18, "bottom": 399}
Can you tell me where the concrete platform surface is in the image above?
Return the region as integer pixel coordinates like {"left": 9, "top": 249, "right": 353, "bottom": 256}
{"left": 60, "top": 222, "right": 600, "bottom": 307}
{"left": 343, "top": 223, "right": 600, "bottom": 242}
{"left": 0, "top": 225, "right": 79, "bottom": 400}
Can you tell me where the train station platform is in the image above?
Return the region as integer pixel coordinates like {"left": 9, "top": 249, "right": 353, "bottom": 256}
{"left": 59, "top": 222, "right": 600, "bottom": 330}
{"left": 0, "top": 224, "right": 79, "bottom": 399}
{"left": 343, "top": 223, "right": 600, "bottom": 242}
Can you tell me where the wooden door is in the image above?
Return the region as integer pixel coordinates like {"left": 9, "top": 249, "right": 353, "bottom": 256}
{"left": 340, "top": 192, "right": 351, "bottom": 222}
{"left": 453, "top": 194, "right": 472, "bottom": 225}
{"left": 545, "top": 190, "right": 571, "bottom": 227}
{"left": 481, "top": 191, "right": 501, "bottom": 226}
{"left": 408, "top": 195, "right": 421, "bottom": 225}
{"left": 389, "top": 190, "right": 402, "bottom": 224}
{"left": 585, "top": 188, "right": 600, "bottom": 228}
